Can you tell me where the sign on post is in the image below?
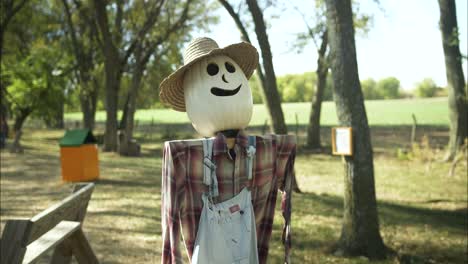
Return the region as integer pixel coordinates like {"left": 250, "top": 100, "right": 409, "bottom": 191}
{"left": 332, "top": 127, "right": 353, "bottom": 156}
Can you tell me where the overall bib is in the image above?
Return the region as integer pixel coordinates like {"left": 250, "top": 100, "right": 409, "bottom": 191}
{"left": 191, "top": 137, "right": 259, "bottom": 264}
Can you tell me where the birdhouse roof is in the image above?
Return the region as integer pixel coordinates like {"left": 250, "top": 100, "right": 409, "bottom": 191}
{"left": 59, "top": 129, "right": 97, "bottom": 147}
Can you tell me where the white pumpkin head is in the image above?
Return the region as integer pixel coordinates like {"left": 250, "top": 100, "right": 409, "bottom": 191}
{"left": 183, "top": 55, "right": 253, "bottom": 137}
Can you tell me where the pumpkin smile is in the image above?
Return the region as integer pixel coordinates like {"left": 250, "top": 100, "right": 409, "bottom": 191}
{"left": 210, "top": 84, "right": 242, "bottom": 96}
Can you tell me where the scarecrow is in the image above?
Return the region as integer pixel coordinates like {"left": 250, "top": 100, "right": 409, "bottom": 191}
{"left": 159, "top": 37, "right": 296, "bottom": 264}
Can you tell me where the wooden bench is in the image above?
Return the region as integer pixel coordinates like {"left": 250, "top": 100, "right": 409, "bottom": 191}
{"left": 1, "top": 183, "right": 98, "bottom": 264}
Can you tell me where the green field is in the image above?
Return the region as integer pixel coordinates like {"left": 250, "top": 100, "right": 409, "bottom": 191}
{"left": 65, "top": 97, "right": 450, "bottom": 127}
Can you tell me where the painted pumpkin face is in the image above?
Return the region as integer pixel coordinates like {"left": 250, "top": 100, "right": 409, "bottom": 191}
{"left": 184, "top": 55, "right": 253, "bottom": 137}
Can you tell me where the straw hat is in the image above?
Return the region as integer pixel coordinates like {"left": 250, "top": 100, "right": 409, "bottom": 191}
{"left": 159, "top": 37, "right": 259, "bottom": 112}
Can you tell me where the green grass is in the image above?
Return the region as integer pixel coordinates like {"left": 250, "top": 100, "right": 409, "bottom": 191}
{"left": 1, "top": 126, "right": 466, "bottom": 263}
{"left": 65, "top": 97, "right": 450, "bottom": 127}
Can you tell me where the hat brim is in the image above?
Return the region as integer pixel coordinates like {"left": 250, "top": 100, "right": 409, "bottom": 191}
{"left": 159, "top": 42, "right": 259, "bottom": 112}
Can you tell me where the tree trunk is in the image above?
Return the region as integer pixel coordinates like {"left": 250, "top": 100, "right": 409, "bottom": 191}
{"left": 119, "top": 93, "right": 130, "bottom": 129}
{"left": 438, "top": 0, "right": 467, "bottom": 161}
{"left": 94, "top": 0, "right": 121, "bottom": 152}
{"left": 10, "top": 108, "right": 31, "bottom": 153}
{"left": 0, "top": 30, "right": 6, "bottom": 136}
{"left": 0, "top": 88, "right": 9, "bottom": 141}
{"left": 53, "top": 99, "right": 64, "bottom": 129}
{"left": 307, "top": 31, "right": 328, "bottom": 149}
{"left": 119, "top": 56, "right": 144, "bottom": 156}
{"left": 246, "top": 0, "right": 287, "bottom": 134}
{"left": 102, "top": 57, "right": 120, "bottom": 152}
{"left": 13, "top": 108, "right": 31, "bottom": 133}
{"left": 62, "top": 0, "right": 98, "bottom": 130}
{"left": 80, "top": 82, "right": 97, "bottom": 130}
{"left": 325, "top": 0, "right": 387, "bottom": 259}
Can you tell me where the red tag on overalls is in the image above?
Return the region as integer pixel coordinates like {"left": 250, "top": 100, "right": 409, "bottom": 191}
{"left": 229, "top": 204, "right": 240, "bottom": 214}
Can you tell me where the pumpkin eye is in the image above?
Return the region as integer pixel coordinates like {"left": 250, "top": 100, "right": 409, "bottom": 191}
{"left": 206, "top": 63, "right": 219, "bottom": 76}
{"left": 225, "top": 62, "right": 235, "bottom": 73}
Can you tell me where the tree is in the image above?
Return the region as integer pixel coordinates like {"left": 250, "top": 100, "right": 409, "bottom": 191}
{"left": 361, "top": 78, "right": 380, "bottom": 100}
{"left": 61, "top": 0, "right": 100, "bottom": 130}
{"left": 219, "top": 0, "right": 287, "bottom": 134}
{"left": 325, "top": 0, "right": 387, "bottom": 259}
{"left": 291, "top": 1, "right": 329, "bottom": 148}
{"left": 438, "top": 0, "right": 467, "bottom": 161}
{"left": 376, "top": 77, "right": 400, "bottom": 99}
{"left": 245, "top": 0, "right": 287, "bottom": 134}
{"left": 119, "top": 0, "right": 198, "bottom": 156}
{"left": 307, "top": 29, "right": 329, "bottom": 148}
{"left": 415, "top": 78, "right": 439, "bottom": 98}
{"left": 92, "top": 0, "right": 171, "bottom": 151}
{"left": 292, "top": 0, "right": 372, "bottom": 149}
{"left": 0, "top": 0, "right": 30, "bottom": 141}
{"left": 5, "top": 42, "right": 69, "bottom": 147}
{"left": 2, "top": 0, "right": 70, "bottom": 136}
{"left": 277, "top": 73, "right": 315, "bottom": 102}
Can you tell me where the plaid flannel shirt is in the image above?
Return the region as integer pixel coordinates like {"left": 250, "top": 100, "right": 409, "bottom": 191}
{"left": 161, "top": 130, "right": 296, "bottom": 264}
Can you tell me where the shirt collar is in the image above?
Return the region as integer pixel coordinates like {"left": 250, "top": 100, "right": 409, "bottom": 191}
{"left": 212, "top": 130, "right": 249, "bottom": 156}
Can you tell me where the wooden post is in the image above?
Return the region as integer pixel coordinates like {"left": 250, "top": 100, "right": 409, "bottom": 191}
{"left": 411, "top": 113, "right": 417, "bottom": 146}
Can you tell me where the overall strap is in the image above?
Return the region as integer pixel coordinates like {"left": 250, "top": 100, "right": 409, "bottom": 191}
{"left": 246, "top": 136, "right": 256, "bottom": 180}
{"left": 202, "top": 138, "right": 218, "bottom": 198}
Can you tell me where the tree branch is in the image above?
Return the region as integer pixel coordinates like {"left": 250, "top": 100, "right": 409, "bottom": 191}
{"left": 62, "top": 0, "right": 82, "bottom": 63}
{"left": 292, "top": 4, "right": 319, "bottom": 49}
{"left": 1, "top": 0, "right": 29, "bottom": 28}
{"left": 141, "top": 0, "right": 193, "bottom": 65}
{"left": 121, "top": 0, "right": 166, "bottom": 67}
{"left": 114, "top": 0, "right": 124, "bottom": 44}
{"left": 93, "top": 0, "right": 115, "bottom": 52}
{"left": 218, "top": 0, "right": 251, "bottom": 43}
{"left": 72, "top": 0, "right": 102, "bottom": 49}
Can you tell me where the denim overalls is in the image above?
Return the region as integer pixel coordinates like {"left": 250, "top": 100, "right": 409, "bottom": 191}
{"left": 191, "top": 137, "right": 259, "bottom": 264}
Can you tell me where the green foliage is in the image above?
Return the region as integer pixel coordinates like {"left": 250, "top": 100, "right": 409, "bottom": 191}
{"left": 2, "top": 0, "right": 71, "bottom": 127}
{"left": 414, "top": 78, "right": 441, "bottom": 98}
{"left": 248, "top": 74, "right": 264, "bottom": 104}
{"left": 291, "top": 0, "right": 373, "bottom": 53}
{"left": 5, "top": 42, "right": 69, "bottom": 122}
{"left": 248, "top": 71, "right": 332, "bottom": 104}
{"left": 118, "top": 0, "right": 220, "bottom": 109}
{"left": 361, "top": 78, "right": 380, "bottom": 100}
{"left": 277, "top": 72, "right": 316, "bottom": 102}
{"left": 396, "top": 135, "right": 437, "bottom": 164}
{"left": 376, "top": 77, "right": 401, "bottom": 99}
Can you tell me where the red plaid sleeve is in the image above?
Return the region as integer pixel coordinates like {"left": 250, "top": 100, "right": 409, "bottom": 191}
{"left": 161, "top": 141, "right": 186, "bottom": 264}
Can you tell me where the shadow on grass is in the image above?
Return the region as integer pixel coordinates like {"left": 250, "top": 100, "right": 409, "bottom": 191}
{"left": 287, "top": 191, "right": 467, "bottom": 263}
{"left": 295, "top": 192, "right": 466, "bottom": 231}
{"left": 139, "top": 146, "right": 163, "bottom": 158}
{"left": 96, "top": 178, "right": 155, "bottom": 189}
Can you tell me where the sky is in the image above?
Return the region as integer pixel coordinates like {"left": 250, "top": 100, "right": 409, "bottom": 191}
{"left": 197, "top": 0, "right": 467, "bottom": 90}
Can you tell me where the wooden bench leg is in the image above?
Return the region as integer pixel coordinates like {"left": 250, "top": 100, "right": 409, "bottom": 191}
{"left": 67, "top": 229, "right": 98, "bottom": 264}
{"left": 51, "top": 241, "right": 73, "bottom": 264}
{"left": 0, "top": 220, "right": 30, "bottom": 264}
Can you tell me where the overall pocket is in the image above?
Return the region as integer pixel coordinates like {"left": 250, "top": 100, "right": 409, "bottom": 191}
{"left": 220, "top": 208, "right": 252, "bottom": 262}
